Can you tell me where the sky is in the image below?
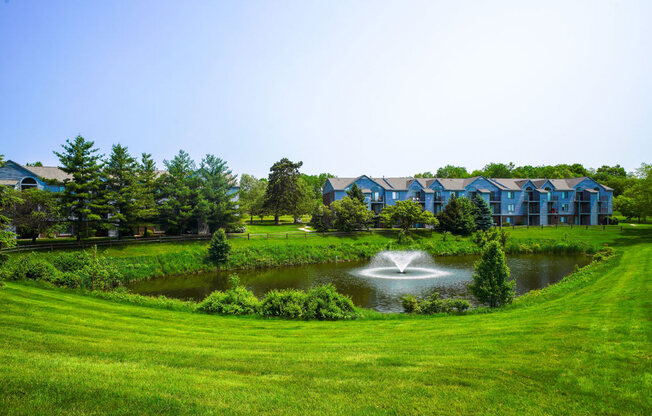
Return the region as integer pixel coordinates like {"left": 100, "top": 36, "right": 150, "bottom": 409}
{"left": 1, "top": 0, "right": 651, "bottom": 178}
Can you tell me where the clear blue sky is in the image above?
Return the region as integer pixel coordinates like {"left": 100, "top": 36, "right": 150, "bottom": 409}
{"left": 1, "top": 0, "right": 650, "bottom": 177}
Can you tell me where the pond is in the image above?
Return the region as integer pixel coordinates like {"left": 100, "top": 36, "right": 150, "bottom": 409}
{"left": 127, "top": 252, "right": 591, "bottom": 312}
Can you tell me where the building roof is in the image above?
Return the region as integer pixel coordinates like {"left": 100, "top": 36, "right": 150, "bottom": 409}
{"left": 26, "top": 165, "right": 72, "bottom": 182}
{"left": 0, "top": 179, "right": 18, "bottom": 186}
{"left": 325, "top": 175, "right": 612, "bottom": 193}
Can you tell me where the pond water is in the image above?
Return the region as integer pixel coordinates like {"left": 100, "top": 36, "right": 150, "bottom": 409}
{"left": 127, "top": 253, "right": 591, "bottom": 312}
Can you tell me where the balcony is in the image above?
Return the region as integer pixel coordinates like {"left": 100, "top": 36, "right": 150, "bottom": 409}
{"left": 370, "top": 195, "right": 384, "bottom": 203}
{"left": 411, "top": 197, "right": 425, "bottom": 203}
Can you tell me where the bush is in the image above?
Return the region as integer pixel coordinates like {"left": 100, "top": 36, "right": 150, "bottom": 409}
{"left": 196, "top": 286, "right": 260, "bottom": 315}
{"left": 260, "top": 289, "right": 307, "bottom": 319}
{"left": 50, "top": 252, "right": 90, "bottom": 272}
{"left": 303, "top": 284, "right": 357, "bottom": 320}
{"left": 143, "top": 229, "right": 153, "bottom": 238}
{"left": 593, "top": 246, "right": 615, "bottom": 262}
{"left": 208, "top": 229, "right": 230, "bottom": 264}
{"left": 226, "top": 224, "right": 247, "bottom": 233}
{"left": 401, "top": 294, "right": 421, "bottom": 313}
{"left": 5, "top": 255, "right": 59, "bottom": 282}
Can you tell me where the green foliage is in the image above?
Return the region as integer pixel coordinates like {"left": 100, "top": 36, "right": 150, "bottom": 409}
{"left": 102, "top": 143, "right": 140, "bottom": 237}
{"left": 330, "top": 197, "right": 375, "bottom": 232}
{"left": 473, "top": 228, "right": 509, "bottom": 249}
{"left": 472, "top": 195, "right": 493, "bottom": 231}
{"left": 259, "top": 289, "right": 307, "bottom": 319}
{"left": 263, "top": 158, "right": 303, "bottom": 224}
{"left": 437, "top": 195, "right": 476, "bottom": 235}
{"left": 136, "top": 153, "right": 160, "bottom": 226}
{"left": 54, "top": 135, "right": 108, "bottom": 240}
{"left": 208, "top": 229, "right": 231, "bottom": 264}
{"left": 196, "top": 285, "right": 260, "bottom": 315}
{"left": 436, "top": 165, "right": 470, "bottom": 178}
{"left": 0, "top": 176, "right": 19, "bottom": 249}
{"left": 303, "top": 284, "right": 357, "bottom": 320}
{"left": 380, "top": 200, "right": 437, "bottom": 233}
{"left": 8, "top": 188, "right": 61, "bottom": 243}
{"left": 470, "top": 240, "right": 515, "bottom": 308}
{"left": 198, "top": 154, "right": 239, "bottom": 232}
{"left": 401, "top": 292, "right": 470, "bottom": 314}
{"left": 3, "top": 254, "right": 60, "bottom": 282}
{"left": 158, "top": 150, "right": 202, "bottom": 235}
{"left": 309, "top": 203, "right": 334, "bottom": 232}
{"left": 291, "top": 177, "right": 318, "bottom": 223}
{"left": 239, "top": 174, "right": 268, "bottom": 223}
{"left": 346, "top": 183, "right": 366, "bottom": 204}
{"left": 400, "top": 294, "right": 421, "bottom": 313}
{"left": 50, "top": 251, "right": 91, "bottom": 272}
{"left": 592, "top": 246, "right": 615, "bottom": 262}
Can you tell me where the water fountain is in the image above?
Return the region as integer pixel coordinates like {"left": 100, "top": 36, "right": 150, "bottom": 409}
{"left": 354, "top": 250, "right": 450, "bottom": 279}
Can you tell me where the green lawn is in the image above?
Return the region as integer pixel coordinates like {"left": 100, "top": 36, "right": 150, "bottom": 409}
{"left": 0, "top": 227, "right": 650, "bottom": 415}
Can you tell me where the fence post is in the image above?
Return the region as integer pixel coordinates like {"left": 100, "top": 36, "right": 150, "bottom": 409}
{"left": 603, "top": 225, "right": 605, "bottom": 231}
{"left": 286, "top": 233, "right": 288, "bottom": 239}
{"left": 267, "top": 233, "right": 269, "bottom": 240}
{"left": 586, "top": 225, "right": 588, "bottom": 230}
{"left": 620, "top": 226, "right": 623, "bottom": 232}
{"left": 305, "top": 233, "right": 307, "bottom": 239}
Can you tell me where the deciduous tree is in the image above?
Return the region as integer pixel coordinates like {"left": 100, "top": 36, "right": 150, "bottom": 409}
{"left": 263, "top": 158, "right": 303, "bottom": 225}
{"left": 380, "top": 200, "right": 437, "bottom": 233}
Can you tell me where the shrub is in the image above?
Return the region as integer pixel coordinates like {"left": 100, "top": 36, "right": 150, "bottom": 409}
{"left": 470, "top": 240, "right": 515, "bottom": 308}
{"left": 226, "top": 224, "right": 247, "bottom": 233}
{"left": 196, "top": 286, "right": 260, "bottom": 315}
{"left": 143, "top": 229, "right": 153, "bottom": 238}
{"left": 208, "top": 229, "right": 230, "bottom": 265}
{"left": 593, "top": 246, "right": 615, "bottom": 262}
{"left": 303, "top": 284, "right": 357, "bottom": 320}
{"left": 260, "top": 289, "right": 306, "bottom": 319}
{"left": 401, "top": 294, "right": 421, "bottom": 313}
{"left": 5, "top": 255, "right": 59, "bottom": 282}
{"left": 50, "top": 251, "right": 90, "bottom": 272}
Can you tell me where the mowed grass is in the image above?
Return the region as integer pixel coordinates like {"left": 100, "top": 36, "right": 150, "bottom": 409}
{"left": 0, "top": 228, "right": 650, "bottom": 415}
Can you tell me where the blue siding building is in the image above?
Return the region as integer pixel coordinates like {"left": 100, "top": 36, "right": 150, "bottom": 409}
{"left": 323, "top": 175, "right": 613, "bottom": 226}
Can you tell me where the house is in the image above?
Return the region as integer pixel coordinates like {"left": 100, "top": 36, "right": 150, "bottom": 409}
{"left": 323, "top": 175, "right": 613, "bottom": 226}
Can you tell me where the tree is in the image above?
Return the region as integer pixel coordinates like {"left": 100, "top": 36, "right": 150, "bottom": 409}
{"left": 481, "top": 162, "right": 515, "bottom": 178}
{"left": 158, "top": 150, "right": 199, "bottom": 235}
{"left": 103, "top": 144, "right": 139, "bottom": 237}
{"left": 291, "top": 177, "right": 317, "bottom": 223}
{"left": 263, "top": 158, "right": 303, "bottom": 225}
{"left": 437, "top": 195, "right": 476, "bottom": 235}
{"left": 346, "top": 183, "right": 366, "bottom": 204}
{"left": 8, "top": 188, "right": 60, "bottom": 243}
{"left": 329, "top": 197, "right": 375, "bottom": 232}
{"left": 469, "top": 240, "right": 515, "bottom": 308}
{"left": 436, "top": 165, "right": 469, "bottom": 178}
{"left": 208, "top": 229, "right": 231, "bottom": 265}
{"left": 0, "top": 155, "right": 19, "bottom": 251}
{"left": 414, "top": 172, "right": 434, "bottom": 178}
{"left": 300, "top": 173, "right": 333, "bottom": 201}
{"left": 199, "top": 154, "right": 238, "bottom": 232}
{"left": 54, "top": 135, "right": 108, "bottom": 241}
{"left": 135, "top": 153, "right": 160, "bottom": 232}
{"left": 614, "top": 195, "right": 637, "bottom": 220}
{"left": 472, "top": 195, "right": 493, "bottom": 231}
{"left": 239, "top": 174, "right": 267, "bottom": 224}
{"left": 380, "top": 200, "right": 437, "bottom": 233}
{"left": 309, "top": 204, "right": 334, "bottom": 232}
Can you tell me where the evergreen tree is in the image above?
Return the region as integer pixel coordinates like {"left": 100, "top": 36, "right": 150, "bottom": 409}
{"left": 263, "top": 158, "right": 303, "bottom": 225}
{"left": 437, "top": 195, "right": 476, "bottom": 235}
{"left": 103, "top": 144, "right": 139, "bottom": 237}
{"left": 469, "top": 240, "right": 515, "bottom": 308}
{"left": 208, "top": 229, "right": 231, "bottom": 265}
{"left": 135, "top": 153, "right": 160, "bottom": 232}
{"left": 199, "top": 154, "right": 238, "bottom": 232}
{"left": 54, "top": 136, "right": 108, "bottom": 240}
{"left": 158, "top": 150, "right": 198, "bottom": 235}
{"left": 346, "top": 183, "right": 366, "bottom": 204}
{"left": 0, "top": 155, "right": 19, "bottom": 251}
{"left": 472, "top": 195, "right": 494, "bottom": 231}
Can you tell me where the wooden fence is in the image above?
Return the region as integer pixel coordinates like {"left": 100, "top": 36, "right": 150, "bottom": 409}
{"left": 0, "top": 224, "right": 624, "bottom": 253}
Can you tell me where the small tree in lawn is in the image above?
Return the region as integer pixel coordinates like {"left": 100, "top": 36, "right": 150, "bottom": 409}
{"left": 208, "top": 229, "right": 230, "bottom": 265}
{"left": 437, "top": 195, "right": 476, "bottom": 235}
{"left": 8, "top": 188, "right": 61, "bottom": 243}
{"left": 380, "top": 200, "right": 437, "bottom": 234}
{"left": 346, "top": 183, "right": 366, "bottom": 204}
{"left": 469, "top": 240, "right": 515, "bottom": 308}
{"left": 472, "top": 195, "right": 494, "bottom": 231}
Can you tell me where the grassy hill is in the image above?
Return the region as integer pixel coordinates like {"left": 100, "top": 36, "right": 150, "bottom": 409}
{"left": 0, "top": 227, "right": 650, "bottom": 415}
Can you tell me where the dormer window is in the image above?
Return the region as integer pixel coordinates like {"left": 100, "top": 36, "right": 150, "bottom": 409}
{"left": 20, "top": 177, "right": 37, "bottom": 191}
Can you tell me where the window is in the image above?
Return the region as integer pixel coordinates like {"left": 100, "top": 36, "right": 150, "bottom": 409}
{"left": 561, "top": 191, "right": 569, "bottom": 199}
{"left": 505, "top": 217, "right": 512, "bottom": 224}
{"left": 507, "top": 191, "right": 514, "bottom": 199}
{"left": 561, "top": 203, "right": 569, "bottom": 212}
{"left": 507, "top": 204, "right": 515, "bottom": 213}
{"left": 560, "top": 216, "right": 566, "bottom": 223}
{"left": 392, "top": 191, "right": 398, "bottom": 200}
{"left": 373, "top": 191, "right": 380, "bottom": 201}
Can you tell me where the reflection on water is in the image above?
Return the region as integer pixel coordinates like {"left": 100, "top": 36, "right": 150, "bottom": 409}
{"left": 127, "top": 254, "right": 591, "bottom": 312}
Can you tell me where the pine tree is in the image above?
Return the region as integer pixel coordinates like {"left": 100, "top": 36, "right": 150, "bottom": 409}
{"left": 263, "top": 158, "right": 303, "bottom": 225}
{"left": 437, "top": 195, "right": 476, "bottom": 235}
{"left": 103, "top": 144, "right": 139, "bottom": 237}
{"left": 54, "top": 136, "right": 108, "bottom": 241}
{"left": 346, "top": 183, "right": 366, "bottom": 204}
{"left": 469, "top": 240, "right": 515, "bottom": 308}
{"left": 158, "top": 150, "right": 198, "bottom": 235}
{"left": 198, "top": 154, "right": 238, "bottom": 232}
{"left": 208, "top": 229, "right": 231, "bottom": 264}
{"left": 472, "top": 195, "right": 494, "bottom": 231}
{"left": 135, "top": 153, "right": 160, "bottom": 233}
